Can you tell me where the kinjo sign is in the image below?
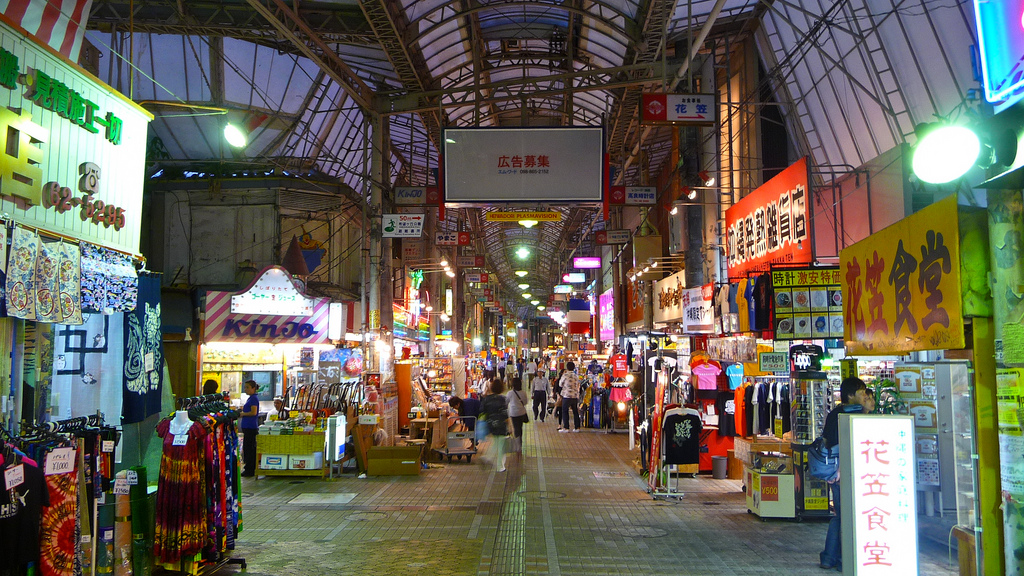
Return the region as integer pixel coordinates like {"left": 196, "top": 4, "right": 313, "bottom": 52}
{"left": 725, "top": 157, "right": 811, "bottom": 277}
{"left": 231, "top": 266, "right": 315, "bottom": 316}
{"left": 205, "top": 289, "right": 332, "bottom": 344}
{"left": 0, "top": 21, "right": 151, "bottom": 255}
{"left": 394, "top": 186, "right": 439, "bottom": 205}
{"left": 840, "top": 414, "right": 917, "bottom": 575}
{"left": 840, "top": 195, "right": 964, "bottom": 355}
{"left": 641, "top": 93, "right": 716, "bottom": 125}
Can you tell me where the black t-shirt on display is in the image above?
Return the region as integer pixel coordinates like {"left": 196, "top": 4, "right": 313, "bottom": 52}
{"left": 663, "top": 412, "right": 702, "bottom": 465}
{"left": 744, "top": 384, "right": 755, "bottom": 436}
{"left": 715, "top": 391, "right": 736, "bottom": 437}
{"left": 0, "top": 459, "right": 47, "bottom": 570}
{"left": 753, "top": 272, "right": 773, "bottom": 331}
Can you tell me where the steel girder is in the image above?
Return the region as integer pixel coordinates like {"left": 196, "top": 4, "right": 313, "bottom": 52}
{"left": 88, "top": 0, "right": 378, "bottom": 48}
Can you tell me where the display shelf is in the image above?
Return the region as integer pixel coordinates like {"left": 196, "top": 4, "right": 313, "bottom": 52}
{"left": 257, "top": 432, "right": 326, "bottom": 477}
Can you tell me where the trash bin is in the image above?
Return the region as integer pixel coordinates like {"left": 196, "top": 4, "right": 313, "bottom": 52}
{"left": 711, "top": 455, "right": 728, "bottom": 479}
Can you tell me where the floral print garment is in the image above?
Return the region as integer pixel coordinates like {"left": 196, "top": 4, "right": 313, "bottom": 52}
{"left": 80, "top": 242, "right": 138, "bottom": 314}
{"left": 6, "top": 227, "right": 39, "bottom": 319}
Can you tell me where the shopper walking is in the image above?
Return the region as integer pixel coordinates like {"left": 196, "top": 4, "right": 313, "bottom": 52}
{"left": 240, "top": 380, "right": 260, "bottom": 477}
{"left": 526, "top": 357, "right": 538, "bottom": 386}
{"left": 552, "top": 368, "right": 564, "bottom": 426}
{"left": 558, "top": 362, "right": 582, "bottom": 432}
{"left": 497, "top": 356, "right": 506, "bottom": 380}
{"left": 507, "top": 377, "right": 529, "bottom": 453}
{"left": 531, "top": 370, "right": 550, "bottom": 422}
{"left": 480, "top": 377, "right": 510, "bottom": 472}
{"left": 819, "top": 377, "right": 870, "bottom": 570}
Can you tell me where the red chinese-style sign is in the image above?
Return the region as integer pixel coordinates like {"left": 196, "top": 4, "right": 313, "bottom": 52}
{"left": 725, "top": 157, "right": 811, "bottom": 278}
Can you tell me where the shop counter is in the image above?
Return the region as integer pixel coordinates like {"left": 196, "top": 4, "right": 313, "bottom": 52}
{"left": 745, "top": 467, "right": 795, "bottom": 519}
{"left": 698, "top": 427, "right": 735, "bottom": 472}
{"left": 257, "top": 432, "right": 326, "bottom": 477}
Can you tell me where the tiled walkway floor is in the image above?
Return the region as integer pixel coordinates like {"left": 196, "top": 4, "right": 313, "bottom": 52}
{"left": 224, "top": 419, "right": 957, "bottom": 575}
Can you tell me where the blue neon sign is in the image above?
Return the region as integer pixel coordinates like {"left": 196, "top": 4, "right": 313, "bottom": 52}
{"left": 974, "top": 0, "right": 1024, "bottom": 111}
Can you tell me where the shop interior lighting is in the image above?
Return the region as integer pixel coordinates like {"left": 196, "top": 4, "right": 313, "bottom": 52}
{"left": 224, "top": 123, "right": 248, "bottom": 148}
{"left": 519, "top": 219, "right": 538, "bottom": 228}
{"left": 515, "top": 270, "right": 528, "bottom": 277}
{"left": 669, "top": 206, "right": 678, "bottom": 215}
{"left": 425, "top": 305, "right": 433, "bottom": 312}
{"left": 439, "top": 259, "right": 448, "bottom": 267}
{"left": 530, "top": 300, "right": 539, "bottom": 305}
{"left": 538, "top": 306, "right": 546, "bottom": 311}
{"left": 518, "top": 283, "right": 529, "bottom": 289}
{"left": 699, "top": 170, "right": 715, "bottom": 186}
{"left": 440, "top": 313, "right": 450, "bottom": 322}
{"left": 522, "top": 292, "right": 532, "bottom": 298}
{"left": 911, "top": 123, "right": 981, "bottom": 184}
{"left": 445, "top": 270, "right": 455, "bottom": 277}
{"left": 515, "top": 247, "right": 531, "bottom": 259}
{"left": 472, "top": 337, "right": 482, "bottom": 346}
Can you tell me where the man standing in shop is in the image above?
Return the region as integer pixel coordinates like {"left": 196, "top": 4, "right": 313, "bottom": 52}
{"left": 819, "top": 377, "right": 870, "bottom": 570}
{"left": 558, "top": 361, "right": 582, "bottom": 432}
{"left": 240, "top": 380, "right": 261, "bottom": 478}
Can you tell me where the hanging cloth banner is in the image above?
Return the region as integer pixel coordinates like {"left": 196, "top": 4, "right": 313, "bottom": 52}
{"left": 58, "top": 242, "right": 84, "bottom": 325}
{"left": 0, "top": 223, "right": 7, "bottom": 317}
{"left": 81, "top": 242, "right": 138, "bottom": 314}
{"left": 122, "top": 273, "right": 164, "bottom": 424}
{"left": 6, "top": 227, "right": 40, "bottom": 320}
{"left": 35, "top": 240, "right": 62, "bottom": 323}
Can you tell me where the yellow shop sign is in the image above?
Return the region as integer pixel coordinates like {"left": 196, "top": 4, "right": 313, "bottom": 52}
{"left": 840, "top": 195, "right": 964, "bottom": 355}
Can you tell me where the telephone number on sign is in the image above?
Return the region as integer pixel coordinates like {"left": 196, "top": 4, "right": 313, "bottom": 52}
{"left": 41, "top": 182, "right": 127, "bottom": 230}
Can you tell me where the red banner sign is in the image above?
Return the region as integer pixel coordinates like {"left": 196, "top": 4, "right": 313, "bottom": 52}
{"left": 725, "top": 157, "right": 811, "bottom": 278}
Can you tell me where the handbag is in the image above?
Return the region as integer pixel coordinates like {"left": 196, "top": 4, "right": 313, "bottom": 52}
{"left": 518, "top": 391, "right": 530, "bottom": 423}
{"left": 475, "top": 418, "right": 489, "bottom": 443}
{"left": 807, "top": 436, "right": 841, "bottom": 483}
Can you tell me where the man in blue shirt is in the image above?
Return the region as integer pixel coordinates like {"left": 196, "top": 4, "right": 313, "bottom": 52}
{"left": 819, "top": 377, "right": 869, "bottom": 570}
{"left": 240, "top": 380, "right": 260, "bottom": 477}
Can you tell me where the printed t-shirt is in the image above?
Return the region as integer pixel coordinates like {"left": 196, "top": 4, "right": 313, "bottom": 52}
{"left": 716, "top": 391, "right": 737, "bottom": 436}
{"left": 745, "top": 278, "right": 756, "bottom": 331}
{"left": 0, "top": 458, "right": 47, "bottom": 569}
{"left": 692, "top": 363, "right": 722, "bottom": 390}
{"left": 725, "top": 363, "right": 744, "bottom": 390}
{"left": 611, "top": 354, "right": 629, "bottom": 378}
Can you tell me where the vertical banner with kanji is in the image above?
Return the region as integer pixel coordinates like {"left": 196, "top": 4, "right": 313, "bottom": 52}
{"left": 840, "top": 194, "right": 964, "bottom": 355}
{"left": 840, "top": 414, "right": 917, "bottom": 575}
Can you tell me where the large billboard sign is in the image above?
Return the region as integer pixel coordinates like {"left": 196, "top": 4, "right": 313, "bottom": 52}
{"left": 442, "top": 127, "right": 604, "bottom": 204}
{"left": 725, "top": 157, "right": 811, "bottom": 278}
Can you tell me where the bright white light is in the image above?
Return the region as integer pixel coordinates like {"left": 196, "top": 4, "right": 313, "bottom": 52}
{"left": 617, "top": 402, "right": 627, "bottom": 412}
{"left": 643, "top": 266, "right": 650, "bottom": 273}
{"left": 516, "top": 247, "right": 531, "bottom": 259}
{"left": 440, "top": 313, "right": 450, "bottom": 322}
{"left": 538, "top": 306, "right": 546, "bottom": 311}
{"left": 439, "top": 259, "right": 448, "bottom": 267}
{"left": 445, "top": 138, "right": 456, "bottom": 144}
{"left": 519, "top": 220, "right": 538, "bottom": 228}
{"left": 669, "top": 206, "right": 678, "bottom": 215}
{"left": 517, "top": 322, "right": 523, "bottom": 328}
{"left": 912, "top": 125, "right": 981, "bottom": 184}
{"left": 522, "top": 293, "right": 532, "bottom": 298}
{"left": 427, "top": 369, "right": 438, "bottom": 378}
{"left": 224, "top": 123, "right": 247, "bottom": 148}
{"left": 472, "top": 337, "right": 482, "bottom": 346}
{"left": 515, "top": 270, "right": 528, "bottom": 277}
{"left": 445, "top": 270, "right": 455, "bottom": 277}
{"left": 651, "top": 261, "right": 658, "bottom": 268}
{"left": 625, "top": 373, "right": 635, "bottom": 383}
{"left": 705, "top": 176, "right": 716, "bottom": 186}
{"left": 425, "top": 305, "right": 433, "bottom": 312}
{"left": 374, "top": 339, "right": 391, "bottom": 359}
{"left": 518, "top": 283, "right": 529, "bottom": 289}
{"left": 530, "top": 300, "right": 539, "bottom": 305}
{"left": 686, "top": 188, "right": 697, "bottom": 200}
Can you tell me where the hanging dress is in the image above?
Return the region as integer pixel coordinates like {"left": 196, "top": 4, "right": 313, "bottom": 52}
{"left": 154, "top": 418, "right": 209, "bottom": 568}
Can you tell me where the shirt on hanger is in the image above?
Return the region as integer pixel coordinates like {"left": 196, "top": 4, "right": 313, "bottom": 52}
{"left": 725, "top": 363, "right": 744, "bottom": 390}
{"left": 715, "top": 391, "right": 736, "bottom": 437}
{"left": 0, "top": 458, "right": 47, "bottom": 569}
{"left": 745, "top": 278, "right": 757, "bottom": 332}
{"left": 736, "top": 279, "right": 750, "bottom": 332}
{"left": 734, "top": 384, "right": 748, "bottom": 437}
{"left": 692, "top": 363, "right": 722, "bottom": 390}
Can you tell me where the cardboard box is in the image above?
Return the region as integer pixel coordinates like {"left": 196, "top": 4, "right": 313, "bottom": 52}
{"left": 260, "top": 454, "right": 288, "bottom": 470}
{"left": 366, "top": 446, "right": 421, "bottom": 476}
{"left": 288, "top": 452, "right": 324, "bottom": 470}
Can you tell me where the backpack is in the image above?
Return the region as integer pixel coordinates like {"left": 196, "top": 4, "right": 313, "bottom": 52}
{"left": 807, "top": 436, "right": 841, "bottom": 483}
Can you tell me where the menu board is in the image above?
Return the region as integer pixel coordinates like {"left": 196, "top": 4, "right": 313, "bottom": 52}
{"left": 771, "top": 267, "right": 842, "bottom": 340}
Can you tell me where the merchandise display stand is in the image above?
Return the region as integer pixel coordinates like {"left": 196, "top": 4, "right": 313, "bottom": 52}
{"left": 257, "top": 432, "right": 327, "bottom": 477}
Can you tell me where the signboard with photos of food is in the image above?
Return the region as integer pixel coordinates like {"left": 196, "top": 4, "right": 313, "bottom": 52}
{"left": 771, "top": 267, "right": 843, "bottom": 340}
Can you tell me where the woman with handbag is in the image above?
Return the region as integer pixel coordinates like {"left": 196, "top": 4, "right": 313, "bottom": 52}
{"left": 480, "top": 377, "right": 511, "bottom": 472}
{"left": 507, "top": 377, "right": 529, "bottom": 453}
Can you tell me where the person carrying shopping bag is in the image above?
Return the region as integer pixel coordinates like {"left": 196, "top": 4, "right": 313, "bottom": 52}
{"left": 480, "top": 377, "right": 511, "bottom": 472}
{"left": 507, "top": 377, "right": 529, "bottom": 453}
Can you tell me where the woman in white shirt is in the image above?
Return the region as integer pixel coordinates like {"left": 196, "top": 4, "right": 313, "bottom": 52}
{"left": 507, "top": 377, "right": 529, "bottom": 452}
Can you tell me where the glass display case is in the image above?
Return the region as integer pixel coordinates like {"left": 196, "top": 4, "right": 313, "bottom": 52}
{"left": 951, "top": 365, "right": 979, "bottom": 532}
{"left": 790, "top": 371, "right": 833, "bottom": 445}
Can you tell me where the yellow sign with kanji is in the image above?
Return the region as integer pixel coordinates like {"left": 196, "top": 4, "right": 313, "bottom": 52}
{"left": 840, "top": 195, "right": 964, "bottom": 355}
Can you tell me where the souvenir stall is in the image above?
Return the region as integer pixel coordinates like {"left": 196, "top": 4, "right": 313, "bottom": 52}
{"left": 200, "top": 266, "right": 355, "bottom": 476}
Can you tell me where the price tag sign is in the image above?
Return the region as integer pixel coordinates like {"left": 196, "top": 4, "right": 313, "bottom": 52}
{"left": 125, "top": 470, "right": 138, "bottom": 485}
{"left": 172, "top": 434, "right": 188, "bottom": 446}
{"left": 102, "top": 440, "right": 115, "bottom": 453}
{"left": 113, "top": 478, "right": 130, "bottom": 495}
{"left": 80, "top": 535, "right": 91, "bottom": 544}
{"left": 45, "top": 447, "right": 76, "bottom": 476}
{"left": 144, "top": 352, "right": 155, "bottom": 372}
{"left": 4, "top": 463, "right": 24, "bottom": 490}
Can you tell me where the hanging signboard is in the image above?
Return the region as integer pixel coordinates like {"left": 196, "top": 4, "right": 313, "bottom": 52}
{"left": 839, "top": 414, "right": 918, "bottom": 575}
{"left": 442, "top": 127, "right": 604, "bottom": 203}
{"left": 206, "top": 290, "right": 331, "bottom": 344}
{"left": 626, "top": 278, "right": 645, "bottom": 328}
{"left": 725, "top": 157, "right": 811, "bottom": 278}
{"left": 599, "top": 289, "right": 615, "bottom": 341}
{"left": 562, "top": 272, "right": 586, "bottom": 283}
{"left": 465, "top": 273, "right": 489, "bottom": 283}
{"left": 485, "top": 210, "right": 562, "bottom": 222}
{"left": 759, "top": 352, "right": 789, "bottom": 372}
{"left": 608, "top": 186, "right": 656, "bottom": 205}
{"left": 641, "top": 93, "right": 716, "bottom": 126}
{"left": 840, "top": 195, "right": 964, "bottom": 355}
{"left": 231, "top": 266, "right": 316, "bottom": 316}
{"left": 595, "top": 229, "right": 630, "bottom": 244}
{"left": 681, "top": 284, "right": 715, "bottom": 334}
{"left": 402, "top": 239, "right": 424, "bottom": 260}
{"left": 573, "top": 257, "right": 601, "bottom": 269}
{"left": 653, "top": 270, "right": 686, "bottom": 324}
{"left": 394, "top": 186, "right": 439, "bottom": 206}
{"left": 381, "top": 213, "right": 424, "bottom": 238}
{"left": 771, "top": 266, "right": 843, "bottom": 340}
{"left": 0, "top": 20, "right": 152, "bottom": 255}
{"left": 457, "top": 255, "right": 485, "bottom": 268}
